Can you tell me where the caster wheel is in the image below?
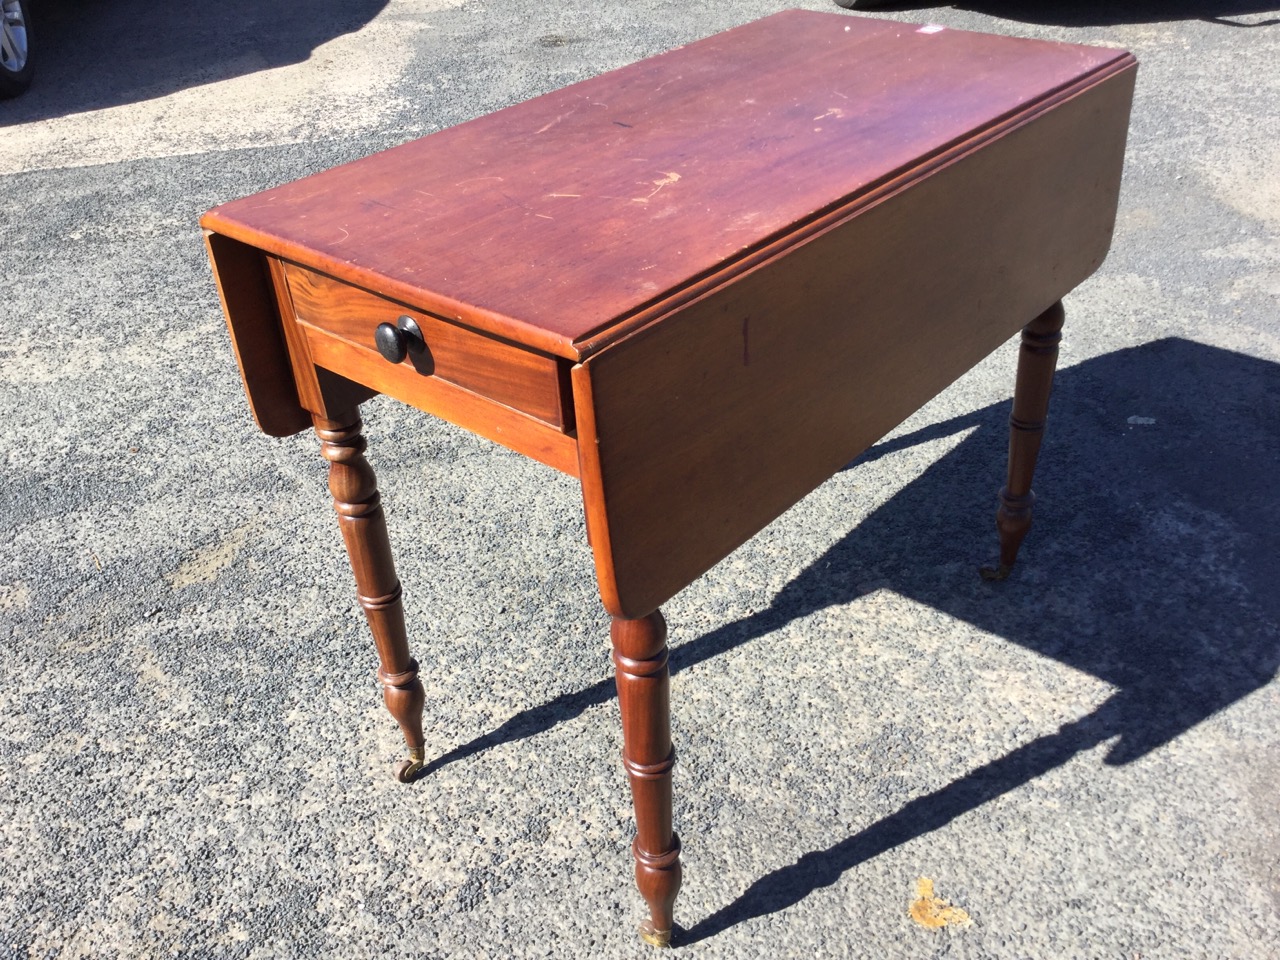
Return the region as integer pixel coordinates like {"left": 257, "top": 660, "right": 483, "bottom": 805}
{"left": 396, "top": 758, "right": 424, "bottom": 782}
{"left": 979, "top": 562, "right": 1013, "bottom": 581}
{"left": 639, "top": 921, "right": 672, "bottom": 948}
{"left": 395, "top": 749, "right": 426, "bottom": 783}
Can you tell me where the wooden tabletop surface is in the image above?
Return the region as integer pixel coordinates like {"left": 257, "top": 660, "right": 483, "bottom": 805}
{"left": 201, "top": 10, "right": 1129, "bottom": 360}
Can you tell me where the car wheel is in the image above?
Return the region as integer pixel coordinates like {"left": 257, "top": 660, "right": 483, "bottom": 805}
{"left": 833, "top": 0, "right": 893, "bottom": 8}
{"left": 0, "top": 0, "right": 33, "bottom": 99}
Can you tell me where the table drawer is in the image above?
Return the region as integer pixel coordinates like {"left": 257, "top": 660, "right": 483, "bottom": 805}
{"left": 282, "top": 262, "right": 573, "bottom": 431}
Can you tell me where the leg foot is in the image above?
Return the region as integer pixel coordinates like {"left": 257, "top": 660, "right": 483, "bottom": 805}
{"left": 316, "top": 410, "right": 427, "bottom": 782}
{"left": 979, "top": 562, "right": 1012, "bottom": 582}
{"left": 983, "top": 302, "right": 1064, "bottom": 579}
{"left": 396, "top": 747, "right": 427, "bottom": 783}
{"left": 612, "top": 611, "right": 682, "bottom": 945}
{"left": 639, "top": 920, "right": 673, "bottom": 948}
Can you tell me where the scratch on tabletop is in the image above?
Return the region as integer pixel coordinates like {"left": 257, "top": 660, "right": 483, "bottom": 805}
{"left": 536, "top": 105, "right": 580, "bottom": 134}
{"left": 634, "top": 171, "right": 681, "bottom": 203}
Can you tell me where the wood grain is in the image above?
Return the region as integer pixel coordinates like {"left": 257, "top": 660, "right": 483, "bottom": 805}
{"left": 267, "top": 256, "right": 325, "bottom": 413}
{"left": 575, "top": 64, "right": 1136, "bottom": 619}
{"left": 302, "top": 327, "right": 580, "bottom": 476}
{"left": 986, "top": 302, "right": 1067, "bottom": 579}
{"left": 200, "top": 10, "right": 1138, "bottom": 943}
{"left": 283, "top": 262, "right": 571, "bottom": 429}
{"left": 315, "top": 410, "right": 426, "bottom": 779}
{"left": 203, "top": 232, "right": 310, "bottom": 437}
{"left": 266, "top": 257, "right": 378, "bottom": 420}
{"left": 200, "top": 10, "right": 1132, "bottom": 361}
{"left": 611, "top": 611, "right": 681, "bottom": 946}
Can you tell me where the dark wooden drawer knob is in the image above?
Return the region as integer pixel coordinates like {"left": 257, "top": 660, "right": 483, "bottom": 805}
{"left": 374, "top": 316, "right": 425, "bottom": 363}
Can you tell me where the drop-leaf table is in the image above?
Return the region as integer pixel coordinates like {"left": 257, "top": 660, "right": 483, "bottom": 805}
{"left": 201, "top": 11, "right": 1135, "bottom": 945}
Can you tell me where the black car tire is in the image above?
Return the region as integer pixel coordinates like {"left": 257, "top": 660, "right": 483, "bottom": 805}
{"left": 833, "top": 0, "right": 893, "bottom": 8}
{"left": 0, "top": 0, "right": 34, "bottom": 99}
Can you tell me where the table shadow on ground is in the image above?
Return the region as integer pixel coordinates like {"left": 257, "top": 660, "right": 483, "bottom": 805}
{"left": 680, "top": 335, "right": 1279, "bottom": 942}
{"left": 420, "top": 338, "right": 1278, "bottom": 942}
{"left": 1, "top": 0, "right": 388, "bottom": 124}
{"left": 851, "top": 1, "right": 1280, "bottom": 27}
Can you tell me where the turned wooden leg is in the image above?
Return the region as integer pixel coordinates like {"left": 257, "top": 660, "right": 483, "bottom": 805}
{"left": 612, "top": 611, "right": 682, "bottom": 947}
{"left": 315, "top": 409, "right": 426, "bottom": 782}
{"left": 982, "top": 301, "right": 1065, "bottom": 581}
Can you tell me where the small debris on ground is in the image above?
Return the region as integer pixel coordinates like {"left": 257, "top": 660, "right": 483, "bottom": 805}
{"left": 909, "top": 877, "right": 972, "bottom": 929}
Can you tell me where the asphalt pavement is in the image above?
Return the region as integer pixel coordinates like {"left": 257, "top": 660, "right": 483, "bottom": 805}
{"left": 2, "top": 1, "right": 1278, "bottom": 957}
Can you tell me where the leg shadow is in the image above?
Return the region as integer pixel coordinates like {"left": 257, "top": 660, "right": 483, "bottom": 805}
{"left": 681, "top": 696, "right": 1122, "bottom": 944}
{"left": 424, "top": 337, "right": 1279, "bottom": 941}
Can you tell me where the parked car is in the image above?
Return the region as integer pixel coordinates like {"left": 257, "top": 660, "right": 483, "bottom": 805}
{"left": 1, "top": 0, "right": 32, "bottom": 98}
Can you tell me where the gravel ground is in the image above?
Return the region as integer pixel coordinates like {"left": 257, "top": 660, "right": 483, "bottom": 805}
{"left": 2, "top": 1, "right": 1278, "bottom": 958}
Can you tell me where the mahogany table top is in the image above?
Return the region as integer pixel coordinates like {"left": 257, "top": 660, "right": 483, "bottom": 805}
{"left": 201, "top": 10, "right": 1130, "bottom": 361}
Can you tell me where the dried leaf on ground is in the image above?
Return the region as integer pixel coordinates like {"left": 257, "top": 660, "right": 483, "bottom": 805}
{"left": 909, "top": 877, "right": 972, "bottom": 929}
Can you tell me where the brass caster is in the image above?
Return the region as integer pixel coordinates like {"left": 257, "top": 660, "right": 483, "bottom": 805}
{"left": 979, "top": 562, "right": 1012, "bottom": 582}
{"left": 395, "top": 747, "right": 426, "bottom": 783}
{"left": 638, "top": 921, "right": 672, "bottom": 948}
